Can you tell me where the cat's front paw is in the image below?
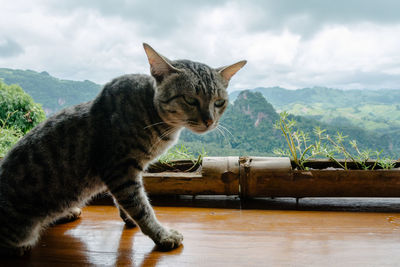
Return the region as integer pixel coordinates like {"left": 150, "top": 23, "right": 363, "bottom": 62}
{"left": 154, "top": 229, "right": 183, "bottom": 251}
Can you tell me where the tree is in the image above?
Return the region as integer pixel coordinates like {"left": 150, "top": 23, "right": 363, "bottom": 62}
{"left": 0, "top": 80, "right": 45, "bottom": 133}
{"left": 0, "top": 80, "right": 45, "bottom": 156}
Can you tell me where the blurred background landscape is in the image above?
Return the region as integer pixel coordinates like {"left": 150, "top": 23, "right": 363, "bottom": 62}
{"left": 1, "top": 0, "right": 400, "bottom": 158}
{"left": 1, "top": 68, "right": 399, "bottom": 157}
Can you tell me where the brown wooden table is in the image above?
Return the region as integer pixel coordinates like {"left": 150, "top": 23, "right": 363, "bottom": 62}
{"left": 2, "top": 199, "right": 400, "bottom": 266}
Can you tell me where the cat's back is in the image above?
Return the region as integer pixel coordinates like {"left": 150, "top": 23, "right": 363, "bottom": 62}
{"left": 91, "top": 74, "right": 155, "bottom": 111}
{"left": 0, "top": 102, "right": 94, "bottom": 191}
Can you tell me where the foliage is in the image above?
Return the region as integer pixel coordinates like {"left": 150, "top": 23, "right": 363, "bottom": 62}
{"left": 0, "top": 112, "right": 23, "bottom": 157}
{"left": 0, "top": 80, "right": 46, "bottom": 133}
{"left": 273, "top": 112, "right": 315, "bottom": 169}
{"left": 230, "top": 86, "right": 400, "bottom": 132}
{"left": 377, "top": 157, "right": 397, "bottom": 170}
{"left": 158, "top": 144, "right": 206, "bottom": 165}
{"left": 274, "top": 112, "right": 397, "bottom": 170}
{"left": 153, "top": 144, "right": 206, "bottom": 172}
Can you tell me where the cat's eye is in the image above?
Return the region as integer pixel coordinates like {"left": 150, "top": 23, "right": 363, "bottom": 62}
{"left": 214, "top": 99, "right": 226, "bottom": 108}
{"left": 183, "top": 95, "right": 198, "bottom": 106}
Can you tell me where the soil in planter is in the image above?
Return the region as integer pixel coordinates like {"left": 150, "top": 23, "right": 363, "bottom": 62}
{"left": 146, "top": 159, "right": 201, "bottom": 173}
{"left": 293, "top": 159, "right": 400, "bottom": 170}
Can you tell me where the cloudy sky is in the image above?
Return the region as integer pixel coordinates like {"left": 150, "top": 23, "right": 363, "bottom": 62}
{"left": 1, "top": 0, "right": 400, "bottom": 91}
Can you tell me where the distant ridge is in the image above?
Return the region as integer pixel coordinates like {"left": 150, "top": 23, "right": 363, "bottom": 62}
{"left": 1, "top": 68, "right": 398, "bottom": 156}
{"left": 182, "top": 90, "right": 400, "bottom": 156}
{"left": 0, "top": 68, "right": 102, "bottom": 115}
{"left": 229, "top": 86, "right": 400, "bottom": 132}
{"left": 230, "top": 86, "right": 400, "bottom": 107}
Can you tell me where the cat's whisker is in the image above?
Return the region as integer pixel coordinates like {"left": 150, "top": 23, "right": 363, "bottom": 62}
{"left": 144, "top": 121, "right": 167, "bottom": 130}
{"left": 217, "top": 125, "right": 231, "bottom": 143}
{"left": 218, "top": 123, "right": 234, "bottom": 139}
{"left": 144, "top": 120, "right": 180, "bottom": 130}
{"left": 215, "top": 126, "right": 227, "bottom": 142}
{"left": 149, "top": 126, "right": 178, "bottom": 154}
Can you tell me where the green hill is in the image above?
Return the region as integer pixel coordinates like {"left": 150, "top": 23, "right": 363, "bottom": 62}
{"left": 1, "top": 68, "right": 398, "bottom": 157}
{"left": 0, "top": 68, "right": 101, "bottom": 115}
{"left": 181, "top": 91, "right": 284, "bottom": 156}
{"left": 182, "top": 90, "right": 400, "bottom": 157}
{"left": 230, "top": 87, "right": 400, "bottom": 132}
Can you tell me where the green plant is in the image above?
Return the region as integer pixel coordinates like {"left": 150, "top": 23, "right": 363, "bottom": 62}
{"left": 157, "top": 144, "right": 207, "bottom": 171}
{"left": 377, "top": 157, "right": 396, "bottom": 170}
{"left": 0, "top": 80, "right": 46, "bottom": 134}
{"left": 274, "top": 112, "right": 318, "bottom": 169}
{"left": 321, "top": 133, "right": 383, "bottom": 170}
{"left": 0, "top": 81, "right": 46, "bottom": 157}
{"left": 274, "top": 112, "right": 396, "bottom": 170}
{"left": 0, "top": 112, "right": 23, "bottom": 157}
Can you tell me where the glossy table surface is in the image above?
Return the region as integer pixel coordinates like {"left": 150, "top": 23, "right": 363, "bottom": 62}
{"left": 2, "top": 199, "right": 400, "bottom": 266}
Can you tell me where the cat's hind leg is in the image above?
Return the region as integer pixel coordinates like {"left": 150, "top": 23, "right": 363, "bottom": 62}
{"left": 118, "top": 205, "right": 137, "bottom": 228}
{"left": 113, "top": 197, "right": 136, "bottom": 228}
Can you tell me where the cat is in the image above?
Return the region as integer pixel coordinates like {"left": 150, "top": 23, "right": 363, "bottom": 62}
{"left": 0, "top": 43, "right": 246, "bottom": 256}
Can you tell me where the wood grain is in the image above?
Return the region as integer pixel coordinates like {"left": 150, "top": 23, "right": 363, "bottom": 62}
{"left": 1, "top": 205, "right": 400, "bottom": 266}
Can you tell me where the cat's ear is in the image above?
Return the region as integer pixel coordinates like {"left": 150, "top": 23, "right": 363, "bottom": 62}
{"left": 217, "top": 60, "right": 247, "bottom": 83}
{"left": 143, "top": 43, "right": 181, "bottom": 82}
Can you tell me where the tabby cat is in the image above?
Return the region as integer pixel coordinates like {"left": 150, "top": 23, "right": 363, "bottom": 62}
{"left": 0, "top": 43, "right": 246, "bottom": 255}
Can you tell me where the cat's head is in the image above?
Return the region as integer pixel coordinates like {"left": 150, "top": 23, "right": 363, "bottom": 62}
{"left": 143, "top": 43, "right": 246, "bottom": 134}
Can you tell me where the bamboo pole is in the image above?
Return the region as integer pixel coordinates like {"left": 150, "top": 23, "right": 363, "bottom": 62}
{"left": 143, "top": 157, "right": 239, "bottom": 195}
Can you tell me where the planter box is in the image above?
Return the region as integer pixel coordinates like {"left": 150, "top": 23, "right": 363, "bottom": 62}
{"left": 144, "top": 157, "right": 400, "bottom": 198}
{"left": 244, "top": 158, "right": 400, "bottom": 198}
{"left": 1, "top": 157, "right": 399, "bottom": 198}
{"left": 144, "top": 157, "right": 239, "bottom": 195}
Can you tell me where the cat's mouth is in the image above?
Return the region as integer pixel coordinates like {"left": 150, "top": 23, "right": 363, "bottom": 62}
{"left": 186, "top": 121, "right": 216, "bottom": 134}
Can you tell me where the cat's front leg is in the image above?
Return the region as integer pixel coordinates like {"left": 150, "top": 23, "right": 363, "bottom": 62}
{"left": 105, "top": 168, "right": 183, "bottom": 250}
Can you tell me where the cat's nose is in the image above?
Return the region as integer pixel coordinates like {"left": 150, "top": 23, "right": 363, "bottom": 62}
{"left": 205, "top": 119, "right": 214, "bottom": 127}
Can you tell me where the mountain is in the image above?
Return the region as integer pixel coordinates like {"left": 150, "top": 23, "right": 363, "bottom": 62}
{"left": 1, "top": 68, "right": 398, "bottom": 157}
{"left": 230, "top": 86, "right": 400, "bottom": 106}
{"left": 0, "top": 68, "right": 102, "bottom": 115}
{"left": 230, "top": 87, "right": 400, "bottom": 132}
{"left": 180, "top": 90, "right": 284, "bottom": 156}
{"left": 181, "top": 90, "right": 399, "bottom": 157}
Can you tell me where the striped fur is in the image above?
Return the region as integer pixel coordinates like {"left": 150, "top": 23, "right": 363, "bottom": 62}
{"left": 0, "top": 44, "right": 245, "bottom": 255}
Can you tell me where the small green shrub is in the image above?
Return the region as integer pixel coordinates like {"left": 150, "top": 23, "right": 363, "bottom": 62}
{"left": 274, "top": 112, "right": 318, "bottom": 169}
{"left": 0, "top": 112, "right": 23, "bottom": 157}
{"left": 0, "top": 80, "right": 45, "bottom": 156}
{"left": 0, "top": 80, "right": 45, "bottom": 134}
{"left": 158, "top": 144, "right": 206, "bottom": 166}
{"left": 274, "top": 112, "right": 397, "bottom": 170}
{"left": 0, "top": 127, "right": 23, "bottom": 157}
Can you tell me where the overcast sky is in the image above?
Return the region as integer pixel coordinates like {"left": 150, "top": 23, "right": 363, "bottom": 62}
{"left": 1, "top": 0, "right": 400, "bottom": 91}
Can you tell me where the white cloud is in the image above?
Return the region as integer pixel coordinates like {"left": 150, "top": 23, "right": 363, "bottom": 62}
{"left": 293, "top": 23, "right": 400, "bottom": 88}
{"left": 0, "top": 0, "right": 400, "bottom": 90}
{"left": 0, "top": 3, "right": 147, "bottom": 82}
